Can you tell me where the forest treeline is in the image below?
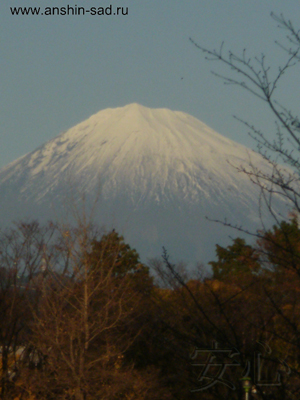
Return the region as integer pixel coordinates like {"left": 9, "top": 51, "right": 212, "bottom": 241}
{"left": 0, "top": 215, "right": 300, "bottom": 400}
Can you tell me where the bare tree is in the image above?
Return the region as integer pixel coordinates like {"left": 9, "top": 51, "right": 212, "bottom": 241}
{"left": 190, "top": 13, "right": 300, "bottom": 226}
{"left": 22, "top": 225, "right": 162, "bottom": 400}
{"left": 0, "top": 221, "right": 56, "bottom": 400}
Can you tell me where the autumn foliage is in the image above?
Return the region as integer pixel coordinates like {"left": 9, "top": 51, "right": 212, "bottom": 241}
{"left": 0, "top": 217, "right": 300, "bottom": 399}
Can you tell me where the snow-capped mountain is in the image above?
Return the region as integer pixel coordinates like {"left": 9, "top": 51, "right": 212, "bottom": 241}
{"left": 0, "top": 104, "right": 290, "bottom": 265}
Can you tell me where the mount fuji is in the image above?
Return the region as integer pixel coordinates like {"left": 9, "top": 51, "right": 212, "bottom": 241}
{"left": 0, "top": 104, "right": 290, "bottom": 265}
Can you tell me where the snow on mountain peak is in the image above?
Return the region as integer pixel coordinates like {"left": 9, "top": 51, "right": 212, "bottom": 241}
{"left": 0, "top": 104, "right": 290, "bottom": 264}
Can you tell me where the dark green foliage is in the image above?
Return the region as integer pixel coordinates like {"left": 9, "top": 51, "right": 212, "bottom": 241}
{"left": 209, "top": 237, "right": 261, "bottom": 280}
{"left": 88, "top": 230, "right": 146, "bottom": 275}
{"left": 258, "top": 218, "right": 300, "bottom": 276}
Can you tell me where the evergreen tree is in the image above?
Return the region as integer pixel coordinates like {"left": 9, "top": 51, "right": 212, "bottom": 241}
{"left": 209, "top": 237, "right": 261, "bottom": 281}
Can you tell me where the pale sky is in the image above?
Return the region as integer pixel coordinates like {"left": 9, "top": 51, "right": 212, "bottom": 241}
{"left": 1, "top": 0, "right": 300, "bottom": 169}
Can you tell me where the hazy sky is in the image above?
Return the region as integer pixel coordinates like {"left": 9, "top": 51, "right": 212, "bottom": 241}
{"left": 1, "top": 0, "right": 300, "bottom": 169}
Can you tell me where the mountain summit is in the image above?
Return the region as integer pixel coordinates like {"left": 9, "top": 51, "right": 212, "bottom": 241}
{"left": 0, "top": 104, "right": 289, "bottom": 264}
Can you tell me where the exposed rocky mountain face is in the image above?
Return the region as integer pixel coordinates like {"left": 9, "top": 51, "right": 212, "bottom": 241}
{"left": 0, "top": 103, "right": 290, "bottom": 265}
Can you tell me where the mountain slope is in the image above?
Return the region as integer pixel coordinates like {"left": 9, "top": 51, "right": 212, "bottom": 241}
{"left": 0, "top": 103, "right": 290, "bottom": 264}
